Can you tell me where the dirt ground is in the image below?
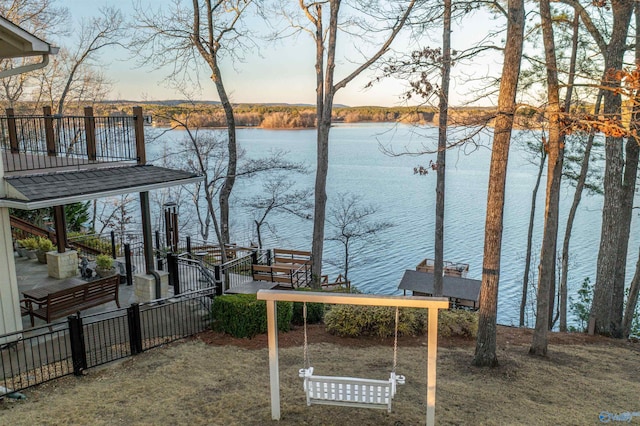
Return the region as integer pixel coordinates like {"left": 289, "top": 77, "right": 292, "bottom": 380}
{"left": 1, "top": 325, "right": 639, "bottom": 425}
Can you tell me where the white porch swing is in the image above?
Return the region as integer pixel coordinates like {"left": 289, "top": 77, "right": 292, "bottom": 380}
{"left": 256, "top": 289, "right": 449, "bottom": 426}
{"left": 298, "top": 303, "right": 405, "bottom": 412}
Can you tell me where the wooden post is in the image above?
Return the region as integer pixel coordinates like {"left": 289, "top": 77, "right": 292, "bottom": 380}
{"left": 266, "top": 299, "right": 281, "bottom": 420}
{"left": 427, "top": 307, "right": 438, "bottom": 426}
{"left": 133, "top": 106, "right": 146, "bottom": 165}
{"left": 53, "top": 205, "right": 67, "bottom": 254}
{"left": 84, "top": 106, "right": 96, "bottom": 161}
{"left": 43, "top": 106, "right": 56, "bottom": 156}
{"left": 140, "top": 191, "right": 154, "bottom": 275}
{"left": 6, "top": 108, "right": 18, "bottom": 154}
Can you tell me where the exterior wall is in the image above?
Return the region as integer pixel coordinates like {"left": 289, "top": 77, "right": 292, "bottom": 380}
{"left": 0, "top": 207, "right": 22, "bottom": 337}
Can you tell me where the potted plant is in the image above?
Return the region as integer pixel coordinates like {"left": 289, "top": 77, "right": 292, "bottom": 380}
{"left": 36, "top": 237, "right": 55, "bottom": 264}
{"left": 95, "top": 254, "right": 116, "bottom": 278}
{"left": 19, "top": 237, "right": 39, "bottom": 259}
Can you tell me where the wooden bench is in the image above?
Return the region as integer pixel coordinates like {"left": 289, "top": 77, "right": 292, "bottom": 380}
{"left": 272, "top": 248, "right": 311, "bottom": 267}
{"left": 252, "top": 264, "right": 312, "bottom": 288}
{"left": 25, "top": 275, "right": 120, "bottom": 326}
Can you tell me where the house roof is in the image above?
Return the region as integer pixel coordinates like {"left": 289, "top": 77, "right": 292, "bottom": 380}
{"left": 397, "top": 269, "right": 481, "bottom": 302}
{"left": 0, "top": 165, "right": 202, "bottom": 209}
{"left": 0, "top": 16, "right": 57, "bottom": 59}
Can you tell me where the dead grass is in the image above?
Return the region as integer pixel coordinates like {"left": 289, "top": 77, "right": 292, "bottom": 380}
{"left": 1, "top": 326, "right": 639, "bottom": 425}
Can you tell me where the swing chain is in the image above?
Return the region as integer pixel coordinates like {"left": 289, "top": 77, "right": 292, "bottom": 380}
{"left": 393, "top": 306, "right": 399, "bottom": 373}
{"left": 303, "top": 302, "right": 309, "bottom": 369}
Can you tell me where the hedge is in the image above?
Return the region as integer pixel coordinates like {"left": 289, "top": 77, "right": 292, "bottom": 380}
{"left": 211, "top": 294, "right": 293, "bottom": 338}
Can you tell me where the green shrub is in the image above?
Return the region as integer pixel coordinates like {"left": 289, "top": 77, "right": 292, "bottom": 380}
{"left": 291, "top": 289, "right": 325, "bottom": 325}
{"left": 211, "top": 294, "right": 293, "bottom": 338}
{"left": 324, "top": 306, "right": 478, "bottom": 338}
{"left": 438, "top": 309, "right": 478, "bottom": 338}
{"left": 19, "top": 237, "right": 39, "bottom": 250}
{"left": 37, "top": 237, "right": 55, "bottom": 252}
{"left": 324, "top": 305, "right": 427, "bottom": 338}
{"left": 96, "top": 254, "right": 114, "bottom": 269}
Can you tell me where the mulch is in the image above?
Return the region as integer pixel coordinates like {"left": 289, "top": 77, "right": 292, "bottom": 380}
{"left": 195, "top": 323, "right": 640, "bottom": 351}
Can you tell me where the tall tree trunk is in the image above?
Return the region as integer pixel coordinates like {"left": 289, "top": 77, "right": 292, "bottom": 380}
{"left": 311, "top": 1, "right": 338, "bottom": 286}
{"left": 473, "top": 0, "right": 524, "bottom": 367}
{"left": 530, "top": 0, "right": 564, "bottom": 356}
{"left": 214, "top": 55, "right": 237, "bottom": 248}
{"left": 591, "top": 0, "right": 634, "bottom": 336}
{"left": 611, "top": 3, "right": 640, "bottom": 338}
{"left": 559, "top": 97, "right": 600, "bottom": 332}
{"left": 558, "top": 12, "right": 583, "bottom": 332}
{"left": 434, "top": 0, "right": 451, "bottom": 296}
{"left": 520, "top": 147, "right": 546, "bottom": 327}
{"left": 623, "top": 249, "right": 640, "bottom": 338}
{"left": 308, "top": 0, "right": 414, "bottom": 283}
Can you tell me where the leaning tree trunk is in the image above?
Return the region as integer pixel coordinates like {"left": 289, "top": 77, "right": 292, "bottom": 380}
{"left": 472, "top": 0, "right": 524, "bottom": 367}
{"left": 520, "top": 147, "right": 545, "bottom": 327}
{"left": 433, "top": 0, "right": 451, "bottom": 296}
{"left": 591, "top": 0, "right": 634, "bottom": 336}
{"left": 530, "top": 0, "right": 564, "bottom": 357}
{"left": 213, "top": 56, "right": 237, "bottom": 249}
{"left": 558, "top": 11, "right": 583, "bottom": 332}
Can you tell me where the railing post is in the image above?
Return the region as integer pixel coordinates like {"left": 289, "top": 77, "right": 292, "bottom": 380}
{"left": 251, "top": 249, "right": 258, "bottom": 265}
{"left": 186, "top": 236, "right": 191, "bottom": 255}
{"left": 133, "top": 106, "right": 146, "bottom": 165}
{"left": 84, "top": 106, "right": 96, "bottom": 161}
{"left": 6, "top": 108, "right": 18, "bottom": 153}
{"left": 214, "top": 265, "right": 223, "bottom": 296}
{"left": 68, "top": 314, "right": 87, "bottom": 376}
{"left": 127, "top": 303, "right": 143, "bottom": 355}
{"left": 124, "top": 243, "right": 133, "bottom": 286}
{"left": 167, "top": 253, "right": 179, "bottom": 295}
{"left": 267, "top": 249, "right": 272, "bottom": 266}
{"left": 110, "top": 231, "right": 116, "bottom": 259}
{"left": 43, "top": 106, "right": 56, "bottom": 156}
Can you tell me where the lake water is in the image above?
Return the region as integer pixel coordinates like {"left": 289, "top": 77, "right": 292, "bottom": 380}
{"left": 147, "top": 123, "right": 639, "bottom": 327}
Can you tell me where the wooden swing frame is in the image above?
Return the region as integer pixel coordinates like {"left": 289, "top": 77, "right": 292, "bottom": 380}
{"left": 256, "top": 290, "right": 449, "bottom": 426}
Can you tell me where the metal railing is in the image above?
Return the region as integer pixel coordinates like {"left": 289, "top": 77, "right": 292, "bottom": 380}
{"left": 0, "top": 106, "right": 145, "bottom": 173}
{"left": 0, "top": 288, "right": 214, "bottom": 397}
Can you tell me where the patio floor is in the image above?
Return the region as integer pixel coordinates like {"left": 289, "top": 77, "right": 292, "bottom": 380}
{"left": 14, "top": 253, "right": 147, "bottom": 330}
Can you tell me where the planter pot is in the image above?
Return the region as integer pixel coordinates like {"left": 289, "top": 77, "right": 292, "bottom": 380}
{"left": 25, "top": 249, "right": 38, "bottom": 260}
{"left": 17, "top": 247, "right": 28, "bottom": 257}
{"left": 96, "top": 267, "right": 116, "bottom": 278}
{"left": 36, "top": 250, "right": 48, "bottom": 264}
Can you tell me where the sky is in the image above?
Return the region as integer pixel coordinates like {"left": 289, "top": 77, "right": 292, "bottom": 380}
{"left": 60, "top": 0, "right": 504, "bottom": 107}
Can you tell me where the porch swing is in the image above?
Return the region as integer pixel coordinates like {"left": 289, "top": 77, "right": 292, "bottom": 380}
{"left": 298, "top": 303, "right": 406, "bottom": 412}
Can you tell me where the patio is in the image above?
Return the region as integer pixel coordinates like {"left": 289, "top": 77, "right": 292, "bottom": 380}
{"left": 14, "top": 253, "right": 144, "bottom": 330}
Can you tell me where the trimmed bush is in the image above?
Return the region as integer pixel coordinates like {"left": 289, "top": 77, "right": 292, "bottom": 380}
{"left": 438, "top": 309, "right": 478, "bottom": 338}
{"left": 324, "top": 306, "right": 478, "bottom": 338}
{"left": 291, "top": 289, "right": 325, "bottom": 325}
{"left": 211, "top": 294, "right": 293, "bottom": 338}
{"left": 324, "top": 305, "right": 426, "bottom": 338}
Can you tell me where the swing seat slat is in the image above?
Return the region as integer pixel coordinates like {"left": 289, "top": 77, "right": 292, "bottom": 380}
{"left": 299, "top": 367, "right": 405, "bottom": 412}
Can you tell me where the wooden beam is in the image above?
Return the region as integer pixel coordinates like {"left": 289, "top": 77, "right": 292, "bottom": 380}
{"left": 133, "top": 106, "right": 146, "bottom": 165}
{"left": 83, "top": 106, "right": 96, "bottom": 161}
{"left": 52, "top": 205, "right": 66, "bottom": 253}
{"left": 43, "top": 106, "right": 56, "bottom": 156}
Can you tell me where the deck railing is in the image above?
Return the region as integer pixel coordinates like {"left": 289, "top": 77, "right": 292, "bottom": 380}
{"left": 0, "top": 106, "right": 146, "bottom": 173}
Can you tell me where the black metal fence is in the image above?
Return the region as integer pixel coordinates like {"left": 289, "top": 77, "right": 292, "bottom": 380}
{"left": 0, "top": 288, "right": 213, "bottom": 398}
